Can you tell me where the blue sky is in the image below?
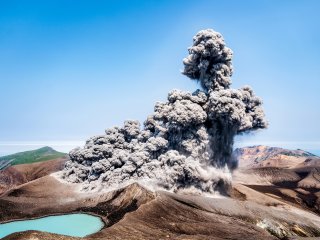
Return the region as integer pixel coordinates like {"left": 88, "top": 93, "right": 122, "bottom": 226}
{"left": 0, "top": 0, "right": 319, "bottom": 155}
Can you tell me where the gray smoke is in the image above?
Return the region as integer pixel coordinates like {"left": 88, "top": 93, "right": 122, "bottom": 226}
{"left": 182, "top": 29, "right": 233, "bottom": 91}
{"left": 60, "top": 29, "right": 267, "bottom": 194}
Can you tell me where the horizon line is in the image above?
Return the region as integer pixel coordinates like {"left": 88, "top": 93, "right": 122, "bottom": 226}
{"left": 0, "top": 140, "right": 319, "bottom": 148}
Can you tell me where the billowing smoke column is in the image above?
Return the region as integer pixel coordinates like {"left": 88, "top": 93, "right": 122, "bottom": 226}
{"left": 61, "top": 29, "right": 267, "bottom": 194}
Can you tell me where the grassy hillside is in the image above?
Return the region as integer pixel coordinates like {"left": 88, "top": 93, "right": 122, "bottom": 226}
{"left": 0, "top": 147, "right": 66, "bottom": 169}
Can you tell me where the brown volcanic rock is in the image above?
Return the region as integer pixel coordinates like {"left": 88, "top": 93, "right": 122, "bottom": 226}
{"left": 0, "top": 179, "right": 277, "bottom": 240}
{"left": 90, "top": 192, "right": 277, "bottom": 240}
{"left": 0, "top": 176, "right": 155, "bottom": 223}
{"left": 13, "top": 157, "right": 67, "bottom": 182}
{"left": 296, "top": 157, "right": 320, "bottom": 168}
{"left": 234, "top": 146, "right": 320, "bottom": 215}
{"left": 234, "top": 168, "right": 320, "bottom": 214}
{"left": 233, "top": 167, "right": 301, "bottom": 186}
{"left": 257, "top": 155, "right": 307, "bottom": 169}
{"left": 0, "top": 167, "right": 26, "bottom": 195}
{"left": 0, "top": 157, "right": 67, "bottom": 196}
{"left": 1, "top": 177, "right": 320, "bottom": 240}
{"left": 235, "top": 145, "right": 317, "bottom": 169}
{"left": 1, "top": 146, "right": 320, "bottom": 240}
{"left": 298, "top": 168, "right": 320, "bottom": 189}
{"left": 0, "top": 176, "right": 80, "bottom": 222}
{"left": 3, "top": 231, "right": 80, "bottom": 240}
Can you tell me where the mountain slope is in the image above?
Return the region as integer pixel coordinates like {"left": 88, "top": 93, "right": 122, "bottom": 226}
{"left": 1, "top": 146, "right": 320, "bottom": 239}
{"left": 234, "top": 145, "right": 317, "bottom": 169}
{"left": 233, "top": 145, "right": 320, "bottom": 214}
{"left": 1, "top": 179, "right": 320, "bottom": 240}
{"left": 0, "top": 147, "right": 66, "bottom": 169}
{"left": 0, "top": 157, "right": 67, "bottom": 195}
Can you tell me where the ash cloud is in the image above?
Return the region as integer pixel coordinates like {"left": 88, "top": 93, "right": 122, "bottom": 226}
{"left": 182, "top": 29, "right": 233, "bottom": 91}
{"left": 61, "top": 29, "right": 267, "bottom": 194}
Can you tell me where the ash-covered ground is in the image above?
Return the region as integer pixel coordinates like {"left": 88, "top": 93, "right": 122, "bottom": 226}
{"left": 60, "top": 29, "right": 267, "bottom": 194}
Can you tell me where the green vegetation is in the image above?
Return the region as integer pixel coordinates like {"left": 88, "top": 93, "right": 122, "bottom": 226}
{"left": 280, "top": 150, "right": 315, "bottom": 157}
{"left": 0, "top": 147, "right": 66, "bottom": 168}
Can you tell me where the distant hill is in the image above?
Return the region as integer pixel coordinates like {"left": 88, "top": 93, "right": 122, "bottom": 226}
{"left": 0, "top": 147, "right": 66, "bottom": 169}
{"left": 234, "top": 145, "right": 317, "bottom": 169}
{"left": 233, "top": 145, "right": 320, "bottom": 214}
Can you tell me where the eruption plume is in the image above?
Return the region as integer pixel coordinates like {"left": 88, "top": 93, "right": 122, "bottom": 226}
{"left": 61, "top": 29, "right": 267, "bottom": 194}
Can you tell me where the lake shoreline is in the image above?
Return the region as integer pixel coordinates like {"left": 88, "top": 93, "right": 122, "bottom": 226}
{"left": 0, "top": 212, "right": 106, "bottom": 239}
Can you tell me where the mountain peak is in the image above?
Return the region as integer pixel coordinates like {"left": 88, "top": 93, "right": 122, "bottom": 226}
{"left": 0, "top": 147, "right": 66, "bottom": 169}
{"left": 235, "top": 145, "right": 319, "bottom": 169}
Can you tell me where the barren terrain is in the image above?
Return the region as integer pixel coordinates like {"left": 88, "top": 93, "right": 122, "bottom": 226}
{"left": 0, "top": 146, "right": 319, "bottom": 240}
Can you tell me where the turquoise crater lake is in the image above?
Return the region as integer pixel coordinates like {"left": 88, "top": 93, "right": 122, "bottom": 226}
{"left": 0, "top": 213, "right": 105, "bottom": 238}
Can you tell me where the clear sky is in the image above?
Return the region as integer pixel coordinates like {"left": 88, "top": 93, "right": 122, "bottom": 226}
{"left": 0, "top": 0, "right": 319, "bottom": 155}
